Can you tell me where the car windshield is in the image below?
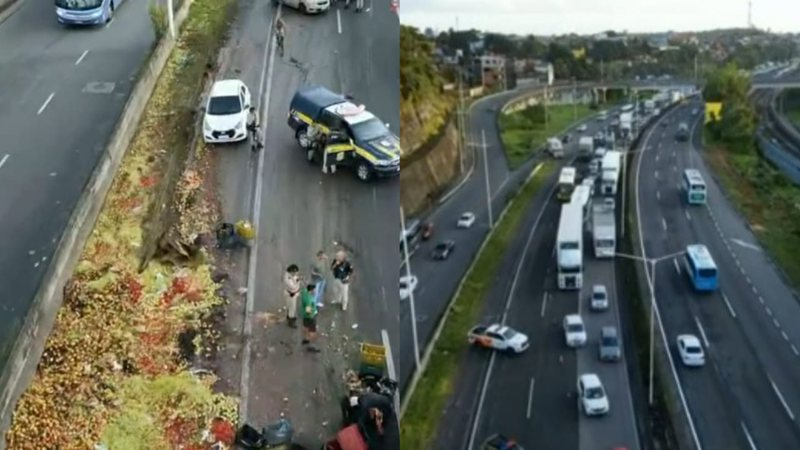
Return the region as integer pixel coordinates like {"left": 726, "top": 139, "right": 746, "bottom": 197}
{"left": 207, "top": 96, "right": 242, "bottom": 115}
{"left": 351, "top": 117, "right": 390, "bottom": 141}
{"left": 602, "top": 336, "right": 618, "bottom": 347}
{"left": 586, "top": 387, "right": 605, "bottom": 399}
{"left": 399, "top": 281, "right": 408, "bottom": 290}
{"left": 56, "top": 0, "right": 102, "bottom": 9}
{"left": 593, "top": 292, "right": 605, "bottom": 299}
{"left": 435, "top": 244, "right": 447, "bottom": 251}
{"left": 461, "top": 214, "right": 471, "bottom": 220}
{"left": 567, "top": 324, "right": 584, "bottom": 333}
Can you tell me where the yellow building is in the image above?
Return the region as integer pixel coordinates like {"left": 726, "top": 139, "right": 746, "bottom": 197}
{"left": 705, "top": 102, "right": 722, "bottom": 124}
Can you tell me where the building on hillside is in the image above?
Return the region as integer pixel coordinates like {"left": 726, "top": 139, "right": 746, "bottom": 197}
{"left": 474, "top": 54, "right": 506, "bottom": 88}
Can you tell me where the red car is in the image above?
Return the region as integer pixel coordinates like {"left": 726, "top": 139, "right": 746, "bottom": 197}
{"left": 421, "top": 222, "right": 434, "bottom": 240}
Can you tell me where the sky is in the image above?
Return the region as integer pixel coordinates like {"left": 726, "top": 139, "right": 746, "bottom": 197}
{"left": 401, "top": 0, "right": 799, "bottom": 35}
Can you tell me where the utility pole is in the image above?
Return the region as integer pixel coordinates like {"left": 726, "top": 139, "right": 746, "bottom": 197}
{"left": 456, "top": 17, "right": 466, "bottom": 176}
{"left": 693, "top": 54, "right": 698, "bottom": 82}
{"left": 544, "top": 84, "right": 549, "bottom": 129}
{"left": 167, "top": 0, "right": 175, "bottom": 39}
{"left": 481, "top": 129, "right": 494, "bottom": 228}
{"left": 572, "top": 77, "right": 577, "bottom": 121}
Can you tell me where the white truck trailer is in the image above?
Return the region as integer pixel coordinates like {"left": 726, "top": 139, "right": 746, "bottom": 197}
{"left": 578, "top": 136, "right": 593, "bottom": 160}
{"left": 557, "top": 202, "right": 584, "bottom": 290}
{"left": 601, "top": 150, "right": 622, "bottom": 196}
{"left": 547, "top": 137, "right": 564, "bottom": 158}
{"left": 591, "top": 203, "right": 616, "bottom": 258}
{"left": 619, "top": 112, "right": 633, "bottom": 137}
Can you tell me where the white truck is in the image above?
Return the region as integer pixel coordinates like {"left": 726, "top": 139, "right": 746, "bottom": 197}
{"left": 557, "top": 202, "right": 584, "bottom": 290}
{"left": 619, "top": 112, "right": 633, "bottom": 137}
{"left": 600, "top": 150, "right": 622, "bottom": 196}
{"left": 644, "top": 100, "right": 655, "bottom": 114}
{"left": 670, "top": 90, "right": 683, "bottom": 104}
{"left": 591, "top": 203, "right": 616, "bottom": 258}
{"left": 578, "top": 136, "right": 593, "bottom": 160}
{"left": 547, "top": 137, "right": 564, "bottom": 158}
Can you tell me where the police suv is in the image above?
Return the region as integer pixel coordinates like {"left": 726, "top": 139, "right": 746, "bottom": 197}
{"left": 287, "top": 86, "right": 400, "bottom": 182}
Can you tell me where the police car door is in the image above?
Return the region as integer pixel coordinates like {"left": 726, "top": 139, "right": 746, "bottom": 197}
{"left": 319, "top": 111, "right": 354, "bottom": 166}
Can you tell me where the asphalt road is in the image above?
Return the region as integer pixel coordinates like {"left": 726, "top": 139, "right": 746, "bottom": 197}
{"left": 432, "top": 110, "right": 641, "bottom": 450}
{"left": 634, "top": 102, "right": 800, "bottom": 449}
{"left": 0, "top": 0, "right": 153, "bottom": 363}
{"left": 212, "top": 1, "right": 399, "bottom": 447}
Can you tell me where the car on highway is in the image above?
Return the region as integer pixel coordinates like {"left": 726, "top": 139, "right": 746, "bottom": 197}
{"left": 598, "top": 326, "right": 622, "bottom": 362}
{"left": 467, "top": 324, "right": 530, "bottom": 354}
{"left": 676, "top": 334, "right": 705, "bottom": 367}
{"left": 561, "top": 134, "right": 571, "bottom": 144}
{"left": 272, "top": 0, "right": 330, "bottom": 14}
{"left": 432, "top": 240, "right": 455, "bottom": 260}
{"left": 590, "top": 284, "right": 609, "bottom": 311}
{"left": 399, "top": 275, "right": 418, "bottom": 301}
{"left": 563, "top": 314, "right": 587, "bottom": 347}
{"left": 577, "top": 373, "right": 610, "bottom": 416}
{"left": 457, "top": 212, "right": 476, "bottom": 228}
{"left": 603, "top": 197, "right": 615, "bottom": 210}
{"left": 481, "top": 434, "right": 525, "bottom": 450}
{"left": 577, "top": 124, "right": 588, "bottom": 132}
{"left": 287, "top": 85, "right": 400, "bottom": 182}
{"left": 203, "top": 79, "right": 252, "bottom": 144}
{"left": 421, "top": 222, "right": 434, "bottom": 241}
{"left": 581, "top": 177, "right": 595, "bottom": 196}
{"left": 55, "top": 0, "right": 126, "bottom": 25}
{"left": 588, "top": 159, "right": 600, "bottom": 177}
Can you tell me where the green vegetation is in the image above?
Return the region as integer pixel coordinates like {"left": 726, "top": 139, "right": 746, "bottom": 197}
{"left": 703, "top": 66, "right": 800, "bottom": 288}
{"left": 783, "top": 89, "right": 800, "bottom": 127}
{"left": 400, "top": 162, "right": 557, "bottom": 450}
{"left": 498, "top": 104, "right": 593, "bottom": 168}
{"left": 400, "top": 26, "right": 453, "bottom": 154}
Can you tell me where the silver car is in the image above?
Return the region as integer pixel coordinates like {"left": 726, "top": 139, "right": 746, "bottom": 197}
{"left": 590, "top": 284, "right": 609, "bottom": 311}
{"left": 599, "top": 326, "right": 621, "bottom": 362}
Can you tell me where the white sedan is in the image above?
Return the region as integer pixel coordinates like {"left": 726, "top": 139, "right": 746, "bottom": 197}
{"left": 399, "top": 275, "right": 418, "bottom": 301}
{"left": 468, "top": 324, "right": 530, "bottom": 353}
{"left": 577, "top": 124, "right": 588, "bottom": 132}
{"left": 563, "top": 314, "right": 587, "bottom": 347}
{"left": 677, "top": 334, "right": 705, "bottom": 367}
{"left": 203, "top": 79, "right": 252, "bottom": 144}
{"left": 457, "top": 212, "right": 476, "bottom": 228}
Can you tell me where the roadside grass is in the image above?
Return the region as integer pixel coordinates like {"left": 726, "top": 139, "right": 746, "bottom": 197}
{"left": 704, "top": 131, "right": 800, "bottom": 288}
{"left": 499, "top": 104, "right": 593, "bottom": 169}
{"left": 400, "top": 161, "right": 557, "bottom": 450}
{"left": 786, "top": 108, "right": 800, "bottom": 128}
{"left": 4, "top": 0, "right": 240, "bottom": 448}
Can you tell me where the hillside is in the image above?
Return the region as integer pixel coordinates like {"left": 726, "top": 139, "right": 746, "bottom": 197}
{"left": 400, "top": 25, "right": 454, "bottom": 155}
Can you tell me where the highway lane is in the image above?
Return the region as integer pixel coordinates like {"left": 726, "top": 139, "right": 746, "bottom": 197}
{"left": 211, "top": 1, "right": 399, "bottom": 446}
{"left": 399, "top": 86, "right": 600, "bottom": 390}
{"left": 0, "top": 0, "right": 153, "bottom": 363}
{"left": 635, "top": 103, "right": 800, "bottom": 449}
{"left": 434, "top": 113, "right": 641, "bottom": 450}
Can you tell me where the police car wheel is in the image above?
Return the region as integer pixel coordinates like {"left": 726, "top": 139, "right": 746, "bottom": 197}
{"left": 356, "top": 163, "right": 371, "bottom": 182}
{"left": 296, "top": 127, "right": 310, "bottom": 149}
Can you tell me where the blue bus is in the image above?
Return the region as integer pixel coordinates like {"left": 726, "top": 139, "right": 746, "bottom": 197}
{"left": 684, "top": 244, "right": 718, "bottom": 291}
{"left": 55, "top": 0, "right": 126, "bottom": 26}
{"left": 682, "top": 169, "right": 707, "bottom": 205}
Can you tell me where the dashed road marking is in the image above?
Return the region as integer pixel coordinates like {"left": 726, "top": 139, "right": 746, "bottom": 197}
{"left": 770, "top": 378, "right": 796, "bottom": 421}
{"left": 685, "top": 210, "right": 691, "bottom": 221}
{"left": 782, "top": 331, "right": 789, "bottom": 341}
{"left": 722, "top": 293, "right": 737, "bottom": 318}
{"left": 541, "top": 292, "right": 548, "bottom": 317}
{"left": 758, "top": 296, "right": 765, "bottom": 305}
{"left": 773, "top": 318, "right": 780, "bottom": 329}
{"left": 37, "top": 93, "right": 54, "bottom": 115}
{"left": 655, "top": 170, "right": 658, "bottom": 179}
{"left": 694, "top": 316, "right": 710, "bottom": 347}
{"left": 336, "top": 9, "right": 342, "bottom": 34}
{"left": 792, "top": 344, "right": 799, "bottom": 356}
{"left": 656, "top": 190, "right": 661, "bottom": 200}
{"left": 741, "top": 422, "right": 758, "bottom": 450}
{"left": 526, "top": 377, "right": 535, "bottom": 419}
{"left": 662, "top": 218, "right": 668, "bottom": 231}
{"left": 75, "top": 50, "right": 88, "bottom": 65}
{"left": 0, "top": 154, "right": 8, "bottom": 170}
{"left": 766, "top": 307, "right": 773, "bottom": 317}
{"left": 674, "top": 258, "right": 681, "bottom": 274}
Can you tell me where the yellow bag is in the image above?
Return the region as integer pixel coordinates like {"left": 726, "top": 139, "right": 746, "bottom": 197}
{"left": 235, "top": 220, "right": 255, "bottom": 240}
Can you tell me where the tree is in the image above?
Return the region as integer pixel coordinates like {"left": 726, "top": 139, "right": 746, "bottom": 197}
{"left": 484, "top": 33, "right": 516, "bottom": 56}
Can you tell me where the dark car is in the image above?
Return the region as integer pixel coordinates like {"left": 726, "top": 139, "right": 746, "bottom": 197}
{"left": 561, "top": 134, "right": 571, "bottom": 144}
{"left": 432, "top": 240, "right": 455, "bottom": 260}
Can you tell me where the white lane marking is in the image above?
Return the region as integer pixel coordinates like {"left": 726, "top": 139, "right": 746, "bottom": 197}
{"left": 741, "top": 422, "right": 758, "bottom": 450}
{"left": 685, "top": 209, "right": 691, "bottom": 221}
{"left": 721, "top": 292, "right": 737, "bottom": 318}
{"left": 37, "top": 93, "right": 54, "bottom": 115}
{"left": 662, "top": 218, "right": 668, "bottom": 231}
{"left": 694, "top": 316, "right": 709, "bottom": 348}
{"left": 336, "top": 9, "right": 342, "bottom": 34}
{"left": 745, "top": 276, "right": 751, "bottom": 285}
{"left": 75, "top": 50, "right": 88, "bottom": 65}
{"left": 0, "top": 154, "right": 8, "bottom": 170}
{"left": 526, "top": 377, "right": 535, "bottom": 419}
{"left": 773, "top": 318, "right": 780, "bottom": 329}
{"left": 782, "top": 331, "right": 789, "bottom": 341}
{"left": 382, "top": 329, "right": 400, "bottom": 412}
{"left": 654, "top": 170, "right": 659, "bottom": 179}
{"left": 240, "top": 5, "right": 278, "bottom": 423}
{"left": 673, "top": 165, "right": 677, "bottom": 172}
{"left": 731, "top": 238, "right": 760, "bottom": 251}
{"left": 673, "top": 258, "right": 681, "bottom": 274}
{"left": 540, "top": 293, "right": 548, "bottom": 317}
{"left": 769, "top": 377, "right": 796, "bottom": 421}
{"left": 765, "top": 307, "right": 773, "bottom": 317}
{"left": 792, "top": 345, "right": 799, "bottom": 356}
{"left": 758, "top": 296, "right": 765, "bottom": 305}
{"left": 656, "top": 190, "right": 661, "bottom": 200}
{"left": 655, "top": 153, "right": 659, "bottom": 162}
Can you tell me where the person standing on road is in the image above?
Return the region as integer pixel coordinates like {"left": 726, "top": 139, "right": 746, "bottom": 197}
{"left": 301, "top": 284, "right": 321, "bottom": 352}
{"left": 331, "top": 250, "right": 354, "bottom": 311}
{"left": 246, "top": 106, "right": 263, "bottom": 151}
{"left": 283, "top": 264, "right": 302, "bottom": 328}
{"left": 275, "top": 17, "right": 286, "bottom": 58}
{"left": 310, "top": 251, "right": 328, "bottom": 308}
{"left": 355, "top": 0, "right": 364, "bottom": 12}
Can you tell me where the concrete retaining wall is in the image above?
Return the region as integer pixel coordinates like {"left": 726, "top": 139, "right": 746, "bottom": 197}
{"left": 0, "top": 1, "right": 194, "bottom": 446}
{"left": 400, "top": 119, "right": 460, "bottom": 215}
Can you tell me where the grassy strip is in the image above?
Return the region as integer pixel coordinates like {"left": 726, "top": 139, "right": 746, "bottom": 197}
{"left": 400, "top": 161, "right": 558, "bottom": 450}
{"left": 4, "top": 0, "right": 239, "bottom": 448}
{"left": 499, "top": 104, "right": 594, "bottom": 169}
{"left": 704, "top": 131, "right": 800, "bottom": 288}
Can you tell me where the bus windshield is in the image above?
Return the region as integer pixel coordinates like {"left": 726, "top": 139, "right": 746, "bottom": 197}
{"left": 56, "top": 0, "right": 103, "bottom": 9}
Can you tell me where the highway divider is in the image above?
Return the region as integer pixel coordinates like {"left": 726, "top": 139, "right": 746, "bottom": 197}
{"left": 0, "top": 0, "right": 244, "bottom": 447}
{"left": 400, "top": 161, "right": 556, "bottom": 450}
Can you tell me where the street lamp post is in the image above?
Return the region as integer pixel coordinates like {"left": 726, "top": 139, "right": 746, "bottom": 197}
{"left": 480, "top": 129, "right": 494, "bottom": 228}
{"left": 572, "top": 77, "right": 577, "bottom": 121}
{"left": 400, "top": 208, "right": 421, "bottom": 371}
{"left": 615, "top": 250, "right": 685, "bottom": 405}
{"left": 166, "top": 0, "right": 175, "bottom": 39}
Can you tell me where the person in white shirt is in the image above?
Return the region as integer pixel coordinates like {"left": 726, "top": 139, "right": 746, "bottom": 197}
{"left": 283, "top": 264, "right": 301, "bottom": 327}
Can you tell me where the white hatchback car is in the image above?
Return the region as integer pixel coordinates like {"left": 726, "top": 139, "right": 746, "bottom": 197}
{"left": 577, "top": 373, "right": 610, "bottom": 416}
{"left": 677, "top": 334, "right": 705, "bottom": 367}
{"left": 203, "top": 79, "right": 251, "bottom": 144}
{"left": 590, "top": 284, "right": 609, "bottom": 311}
{"left": 563, "top": 314, "right": 587, "bottom": 347}
{"left": 399, "top": 275, "right": 418, "bottom": 301}
{"left": 457, "top": 212, "right": 476, "bottom": 228}
{"left": 273, "top": 0, "right": 330, "bottom": 14}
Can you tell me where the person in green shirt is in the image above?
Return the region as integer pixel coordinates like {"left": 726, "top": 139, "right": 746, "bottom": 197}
{"left": 301, "top": 284, "right": 320, "bottom": 352}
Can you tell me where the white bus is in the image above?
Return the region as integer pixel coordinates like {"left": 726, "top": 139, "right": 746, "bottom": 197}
{"left": 556, "top": 167, "right": 577, "bottom": 202}
{"left": 682, "top": 169, "right": 707, "bottom": 205}
{"left": 557, "top": 202, "right": 584, "bottom": 290}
